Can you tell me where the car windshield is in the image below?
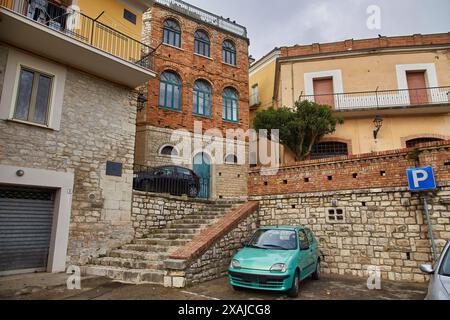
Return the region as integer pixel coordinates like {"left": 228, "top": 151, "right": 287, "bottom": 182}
{"left": 440, "top": 245, "right": 450, "bottom": 277}
{"left": 247, "top": 229, "right": 297, "bottom": 250}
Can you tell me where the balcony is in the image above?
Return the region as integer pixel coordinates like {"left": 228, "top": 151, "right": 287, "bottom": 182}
{"left": 155, "top": 0, "right": 247, "bottom": 38}
{"left": 300, "top": 86, "right": 450, "bottom": 117}
{"left": 249, "top": 93, "right": 260, "bottom": 108}
{"left": 0, "top": 0, "right": 156, "bottom": 88}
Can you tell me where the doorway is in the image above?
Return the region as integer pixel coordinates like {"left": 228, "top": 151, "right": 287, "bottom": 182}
{"left": 193, "top": 152, "right": 211, "bottom": 199}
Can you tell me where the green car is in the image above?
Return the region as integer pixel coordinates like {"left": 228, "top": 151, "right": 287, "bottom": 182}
{"left": 228, "top": 226, "right": 321, "bottom": 298}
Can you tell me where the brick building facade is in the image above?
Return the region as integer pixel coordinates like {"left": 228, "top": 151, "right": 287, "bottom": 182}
{"left": 135, "top": 1, "right": 250, "bottom": 200}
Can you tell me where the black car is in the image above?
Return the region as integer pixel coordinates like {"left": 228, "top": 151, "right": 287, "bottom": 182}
{"left": 133, "top": 166, "right": 200, "bottom": 198}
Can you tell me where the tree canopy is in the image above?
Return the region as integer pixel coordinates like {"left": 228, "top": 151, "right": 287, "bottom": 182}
{"left": 253, "top": 100, "right": 344, "bottom": 161}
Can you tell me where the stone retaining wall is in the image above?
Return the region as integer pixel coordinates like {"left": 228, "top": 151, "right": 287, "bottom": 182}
{"left": 252, "top": 184, "right": 450, "bottom": 283}
{"left": 132, "top": 191, "right": 210, "bottom": 238}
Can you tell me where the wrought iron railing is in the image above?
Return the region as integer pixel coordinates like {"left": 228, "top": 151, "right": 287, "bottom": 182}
{"left": 155, "top": 0, "right": 247, "bottom": 38}
{"left": 133, "top": 164, "right": 195, "bottom": 197}
{"left": 0, "top": 0, "right": 155, "bottom": 71}
{"left": 300, "top": 86, "right": 450, "bottom": 110}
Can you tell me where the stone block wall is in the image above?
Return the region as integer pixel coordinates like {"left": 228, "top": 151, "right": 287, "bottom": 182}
{"left": 0, "top": 45, "right": 137, "bottom": 265}
{"left": 132, "top": 191, "right": 210, "bottom": 238}
{"left": 252, "top": 185, "right": 450, "bottom": 282}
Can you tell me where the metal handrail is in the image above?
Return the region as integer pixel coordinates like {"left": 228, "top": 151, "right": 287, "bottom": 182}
{"left": 299, "top": 86, "right": 450, "bottom": 110}
{"left": 0, "top": 0, "right": 155, "bottom": 71}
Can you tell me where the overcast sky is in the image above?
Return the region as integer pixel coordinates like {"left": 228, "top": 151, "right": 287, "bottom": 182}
{"left": 187, "top": 0, "right": 450, "bottom": 60}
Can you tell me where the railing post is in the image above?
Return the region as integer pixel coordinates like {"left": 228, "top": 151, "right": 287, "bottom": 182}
{"left": 90, "top": 11, "right": 105, "bottom": 45}
{"left": 375, "top": 86, "right": 379, "bottom": 108}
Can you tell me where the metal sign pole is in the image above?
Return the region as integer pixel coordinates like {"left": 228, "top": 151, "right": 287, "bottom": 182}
{"left": 422, "top": 194, "right": 438, "bottom": 262}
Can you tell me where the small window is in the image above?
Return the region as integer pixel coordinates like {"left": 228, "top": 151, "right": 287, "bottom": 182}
{"left": 225, "top": 154, "right": 238, "bottom": 164}
{"left": 298, "top": 230, "right": 309, "bottom": 249}
{"left": 163, "top": 19, "right": 181, "bottom": 48}
{"left": 327, "top": 208, "right": 345, "bottom": 223}
{"left": 222, "top": 40, "right": 236, "bottom": 66}
{"left": 194, "top": 30, "right": 210, "bottom": 57}
{"left": 14, "top": 67, "right": 53, "bottom": 126}
{"left": 250, "top": 84, "right": 260, "bottom": 106}
{"left": 406, "top": 138, "right": 443, "bottom": 148}
{"left": 305, "top": 229, "right": 314, "bottom": 244}
{"left": 123, "top": 9, "right": 136, "bottom": 25}
{"left": 311, "top": 142, "right": 348, "bottom": 160}
{"left": 222, "top": 87, "right": 239, "bottom": 122}
{"left": 160, "top": 146, "right": 178, "bottom": 157}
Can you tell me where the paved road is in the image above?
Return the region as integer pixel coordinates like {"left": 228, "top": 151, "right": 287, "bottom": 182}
{"left": 0, "top": 272, "right": 427, "bottom": 300}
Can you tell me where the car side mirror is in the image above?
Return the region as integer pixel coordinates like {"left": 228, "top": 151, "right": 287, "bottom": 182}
{"left": 420, "top": 264, "right": 434, "bottom": 275}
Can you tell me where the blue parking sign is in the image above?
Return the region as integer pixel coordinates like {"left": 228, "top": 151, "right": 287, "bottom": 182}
{"left": 407, "top": 166, "right": 437, "bottom": 191}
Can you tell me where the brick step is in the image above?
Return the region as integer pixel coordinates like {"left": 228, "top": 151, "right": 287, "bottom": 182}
{"left": 122, "top": 244, "right": 179, "bottom": 253}
{"left": 81, "top": 266, "right": 165, "bottom": 284}
{"left": 179, "top": 215, "right": 223, "bottom": 220}
{"left": 108, "top": 249, "right": 167, "bottom": 260}
{"left": 152, "top": 228, "right": 200, "bottom": 235}
{"left": 134, "top": 238, "right": 190, "bottom": 246}
{"left": 147, "top": 233, "right": 196, "bottom": 240}
{"left": 91, "top": 257, "right": 163, "bottom": 270}
{"left": 167, "top": 223, "right": 209, "bottom": 229}
{"left": 172, "top": 218, "right": 214, "bottom": 224}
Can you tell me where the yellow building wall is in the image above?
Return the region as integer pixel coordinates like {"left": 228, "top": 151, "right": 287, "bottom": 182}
{"left": 279, "top": 50, "right": 450, "bottom": 108}
{"left": 271, "top": 49, "right": 450, "bottom": 161}
{"left": 249, "top": 58, "right": 278, "bottom": 125}
{"left": 76, "top": 0, "right": 143, "bottom": 41}
{"left": 332, "top": 115, "right": 450, "bottom": 155}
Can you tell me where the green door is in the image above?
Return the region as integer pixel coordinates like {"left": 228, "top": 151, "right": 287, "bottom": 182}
{"left": 193, "top": 153, "right": 211, "bottom": 199}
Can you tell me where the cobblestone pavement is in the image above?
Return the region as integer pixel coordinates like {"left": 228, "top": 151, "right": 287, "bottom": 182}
{"left": 0, "top": 272, "right": 427, "bottom": 300}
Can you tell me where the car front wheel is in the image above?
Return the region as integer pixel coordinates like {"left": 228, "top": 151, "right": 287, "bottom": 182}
{"left": 312, "top": 260, "right": 321, "bottom": 280}
{"left": 287, "top": 270, "right": 299, "bottom": 298}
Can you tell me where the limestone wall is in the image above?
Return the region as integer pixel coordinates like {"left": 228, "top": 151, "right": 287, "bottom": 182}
{"left": 0, "top": 45, "right": 137, "bottom": 265}
{"left": 252, "top": 185, "right": 450, "bottom": 282}
{"left": 132, "top": 191, "right": 210, "bottom": 238}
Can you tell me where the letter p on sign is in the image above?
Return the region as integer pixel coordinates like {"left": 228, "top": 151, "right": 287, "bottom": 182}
{"left": 407, "top": 166, "right": 437, "bottom": 191}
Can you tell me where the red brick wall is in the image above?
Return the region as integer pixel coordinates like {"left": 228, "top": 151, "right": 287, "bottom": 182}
{"left": 249, "top": 141, "right": 450, "bottom": 196}
{"left": 280, "top": 33, "right": 450, "bottom": 58}
{"left": 139, "top": 4, "right": 249, "bottom": 135}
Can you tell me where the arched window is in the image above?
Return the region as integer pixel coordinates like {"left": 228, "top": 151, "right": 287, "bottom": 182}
{"left": 160, "top": 145, "right": 179, "bottom": 157}
{"left": 225, "top": 154, "right": 238, "bottom": 164}
{"left": 194, "top": 30, "right": 210, "bottom": 57}
{"left": 310, "top": 142, "right": 348, "bottom": 160}
{"left": 159, "top": 71, "right": 182, "bottom": 111}
{"left": 222, "top": 87, "right": 239, "bottom": 122}
{"left": 222, "top": 40, "right": 236, "bottom": 66}
{"left": 193, "top": 80, "right": 212, "bottom": 117}
{"left": 406, "top": 138, "right": 443, "bottom": 148}
{"left": 163, "top": 19, "right": 181, "bottom": 47}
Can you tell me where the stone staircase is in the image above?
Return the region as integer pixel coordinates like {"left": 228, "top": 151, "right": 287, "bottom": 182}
{"left": 82, "top": 201, "right": 242, "bottom": 284}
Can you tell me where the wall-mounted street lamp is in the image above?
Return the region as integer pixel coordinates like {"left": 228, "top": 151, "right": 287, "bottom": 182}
{"left": 373, "top": 115, "right": 384, "bottom": 139}
{"left": 137, "top": 93, "right": 148, "bottom": 112}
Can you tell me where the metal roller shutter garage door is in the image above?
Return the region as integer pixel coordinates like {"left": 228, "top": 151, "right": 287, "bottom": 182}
{"left": 0, "top": 186, "right": 55, "bottom": 274}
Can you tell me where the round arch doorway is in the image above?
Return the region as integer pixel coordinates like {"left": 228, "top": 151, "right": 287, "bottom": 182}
{"left": 193, "top": 152, "right": 211, "bottom": 199}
